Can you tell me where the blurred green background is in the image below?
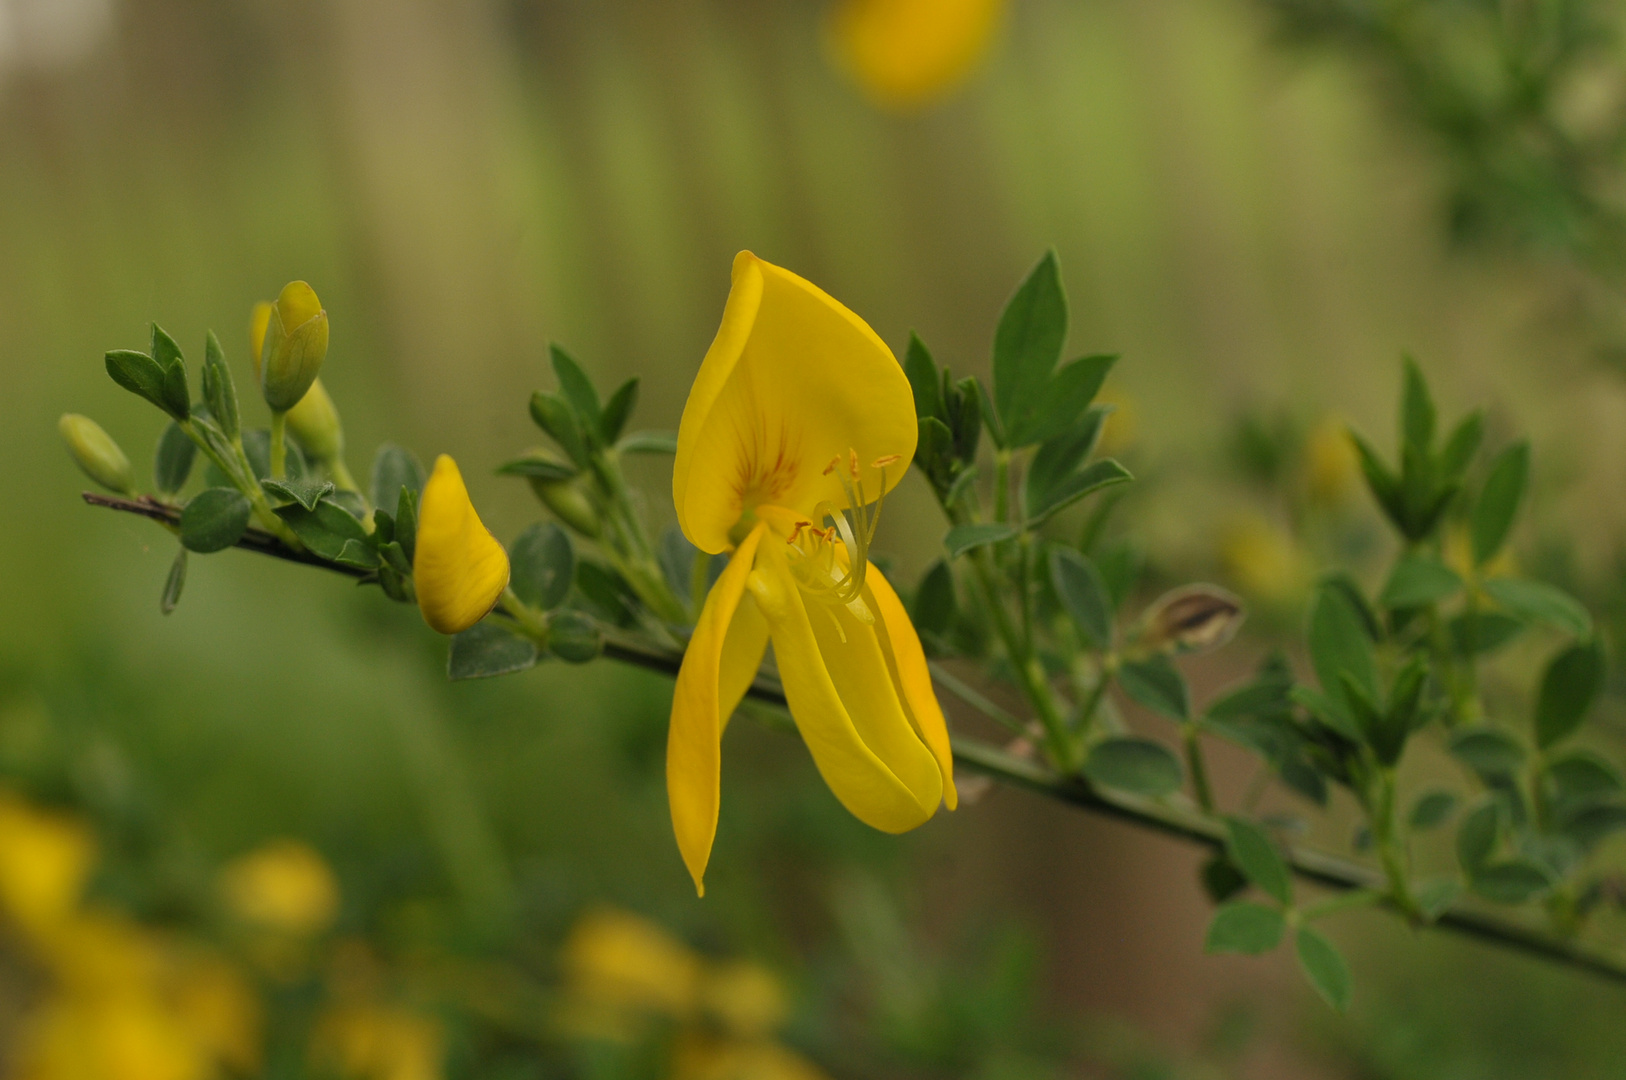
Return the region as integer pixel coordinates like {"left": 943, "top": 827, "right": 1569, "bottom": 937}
{"left": 8, "top": 0, "right": 1626, "bottom": 1076}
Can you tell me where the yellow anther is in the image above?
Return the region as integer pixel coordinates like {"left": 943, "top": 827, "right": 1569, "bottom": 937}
{"left": 871, "top": 454, "right": 901, "bottom": 469}
{"left": 823, "top": 456, "right": 840, "bottom": 476}
{"left": 848, "top": 448, "right": 860, "bottom": 478}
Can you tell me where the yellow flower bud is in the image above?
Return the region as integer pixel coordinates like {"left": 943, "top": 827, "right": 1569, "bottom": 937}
{"left": 415, "top": 455, "right": 511, "bottom": 634}
{"left": 528, "top": 475, "right": 602, "bottom": 538}
{"left": 285, "top": 378, "right": 344, "bottom": 461}
{"left": 59, "top": 413, "right": 134, "bottom": 494}
{"left": 257, "top": 281, "right": 330, "bottom": 413}
{"left": 829, "top": 0, "right": 1006, "bottom": 111}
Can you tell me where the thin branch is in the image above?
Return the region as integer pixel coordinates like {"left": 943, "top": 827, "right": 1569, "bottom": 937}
{"left": 83, "top": 492, "right": 1626, "bottom": 988}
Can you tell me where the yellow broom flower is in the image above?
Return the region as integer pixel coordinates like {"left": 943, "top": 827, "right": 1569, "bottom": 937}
{"left": 669, "top": 252, "right": 956, "bottom": 895}
{"left": 413, "top": 455, "right": 510, "bottom": 635}
{"left": 828, "top": 0, "right": 1006, "bottom": 111}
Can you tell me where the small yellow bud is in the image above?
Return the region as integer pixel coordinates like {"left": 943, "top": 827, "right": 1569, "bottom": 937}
{"left": 415, "top": 455, "right": 511, "bottom": 634}
{"left": 285, "top": 378, "right": 344, "bottom": 461}
{"left": 528, "top": 475, "right": 602, "bottom": 538}
{"left": 1305, "top": 415, "right": 1358, "bottom": 505}
{"left": 257, "top": 281, "right": 330, "bottom": 413}
{"left": 58, "top": 413, "right": 134, "bottom": 494}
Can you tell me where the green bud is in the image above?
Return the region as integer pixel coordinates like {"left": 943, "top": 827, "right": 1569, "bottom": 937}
{"left": 59, "top": 414, "right": 134, "bottom": 494}
{"left": 527, "top": 475, "right": 601, "bottom": 538}
{"left": 285, "top": 378, "right": 344, "bottom": 461}
{"left": 258, "top": 281, "right": 330, "bottom": 413}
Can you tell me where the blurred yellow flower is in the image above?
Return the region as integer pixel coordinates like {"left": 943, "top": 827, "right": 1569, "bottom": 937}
{"left": 828, "top": 0, "right": 1006, "bottom": 111}
{"left": 218, "top": 838, "right": 340, "bottom": 938}
{"left": 311, "top": 1005, "right": 444, "bottom": 1080}
{"left": 1304, "top": 415, "right": 1358, "bottom": 505}
{"left": 670, "top": 252, "right": 955, "bottom": 895}
{"left": 1095, "top": 388, "right": 1136, "bottom": 457}
{"left": 556, "top": 908, "right": 830, "bottom": 1080}
{"left": 1221, "top": 513, "right": 1312, "bottom": 608}
{"left": 414, "top": 454, "right": 511, "bottom": 635}
{"left": 0, "top": 792, "right": 94, "bottom": 936}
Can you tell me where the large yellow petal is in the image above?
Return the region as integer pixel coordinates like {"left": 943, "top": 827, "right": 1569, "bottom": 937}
{"left": 674, "top": 253, "right": 917, "bottom": 554}
{"left": 669, "top": 524, "right": 767, "bottom": 896}
{"left": 717, "top": 592, "right": 770, "bottom": 738}
{"left": 830, "top": 0, "right": 1006, "bottom": 112}
{"left": 866, "top": 566, "right": 957, "bottom": 810}
{"left": 414, "top": 455, "right": 510, "bottom": 635}
{"left": 746, "top": 540, "right": 938, "bottom": 833}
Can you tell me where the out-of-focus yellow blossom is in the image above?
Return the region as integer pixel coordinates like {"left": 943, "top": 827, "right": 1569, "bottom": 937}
{"left": 1095, "top": 388, "right": 1136, "bottom": 457}
{"left": 0, "top": 792, "right": 94, "bottom": 936}
{"left": 255, "top": 281, "right": 330, "bottom": 413}
{"left": 0, "top": 793, "right": 263, "bottom": 1080}
{"left": 414, "top": 454, "right": 511, "bottom": 634}
{"left": 1221, "top": 513, "right": 1313, "bottom": 608}
{"left": 251, "top": 299, "right": 345, "bottom": 462}
{"left": 670, "top": 253, "right": 955, "bottom": 895}
{"left": 1304, "top": 415, "right": 1359, "bottom": 505}
{"left": 556, "top": 908, "right": 830, "bottom": 1080}
{"left": 828, "top": 0, "right": 1006, "bottom": 111}
{"left": 218, "top": 838, "right": 341, "bottom": 938}
{"left": 310, "top": 1005, "right": 444, "bottom": 1080}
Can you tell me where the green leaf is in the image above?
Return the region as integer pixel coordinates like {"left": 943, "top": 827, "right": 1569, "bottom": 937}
{"left": 147, "top": 324, "right": 191, "bottom": 420}
{"left": 973, "top": 378, "right": 1005, "bottom": 449}
{"left": 1200, "top": 854, "right": 1249, "bottom": 903}
{"left": 904, "top": 333, "right": 944, "bottom": 421}
{"left": 395, "top": 486, "right": 418, "bottom": 563}
{"left": 1401, "top": 357, "right": 1435, "bottom": 454}
{"left": 952, "top": 376, "right": 983, "bottom": 464}
{"left": 1290, "top": 685, "right": 1360, "bottom": 742}
{"left": 261, "top": 477, "right": 335, "bottom": 511}
{"left": 1379, "top": 555, "right": 1462, "bottom": 609}
{"left": 1456, "top": 799, "right": 1501, "bottom": 871}
{"left": 1449, "top": 727, "right": 1526, "bottom": 780}
{"left": 1543, "top": 751, "right": 1623, "bottom": 811}
{"left": 1482, "top": 578, "right": 1591, "bottom": 639}
{"left": 201, "top": 331, "right": 240, "bottom": 440}
{"left": 495, "top": 451, "right": 577, "bottom": 481}
{"left": 1049, "top": 548, "right": 1112, "bottom": 649}
{"left": 1116, "top": 655, "right": 1189, "bottom": 721}
{"left": 105, "top": 349, "right": 176, "bottom": 417}
{"left": 1017, "top": 354, "right": 1116, "bottom": 446}
{"left": 448, "top": 622, "right": 538, "bottom": 680}
{"left": 1205, "top": 902, "right": 1285, "bottom": 955}
{"left": 944, "top": 523, "right": 1017, "bottom": 559}
{"left": 618, "top": 431, "right": 679, "bottom": 455}
{"left": 530, "top": 391, "right": 590, "bottom": 467}
{"left": 509, "top": 522, "right": 575, "bottom": 611}
{"left": 1534, "top": 639, "right": 1604, "bottom": 749}
{"left": 276, "top": 499, "right": 374, "bottom": 564}
{"left": 912, "top": 560, "right": 956, "bottom": 636}
{"left": 1447, "top": 611, "right": 1524, "bottom": 656}
{"left": 179, "top": 488, "right": 251, "bottom": 553}
{"left": 1025, "top": 458, "right": 1132, "bottom": 527}
{"left": 549, "top": 344, "right": 601, "bottom": 429}
{"left": 1470, "top": 860, "right": 1555, "bottom": 904}
{"left": 370, "top": 444, "right": 426, "bottom": 512}
{"left": 1296, "top": 927, "right": 1352, "bottom": 1013}
{"left": 160, "top": 547, "right": 186, "bottom": 615}
{"left": 153, "top": 422, "right": 197, "bottom": 495}
{"left": 237, "top": 428, "right": 306, "bottom": 482}
{"left": 1471, "top": 442, "right": 1529, "bottom": 564}
{"left": 1350, "top": 430, "right": 1404, "bottom": 527}
{"left": 993, "top": 250, "right": 1067, "bottom": 443}
{"left": 1308, "top": 581, "right": 1378, "bottom": 715}
{"left": 1556, "top": 802, "right": 1626, "bottom": 851}
{"left": 1438, "top": 410, "right": 1484, "bottom": 481}
{"left": 1414, "top": 879, "right": 1461, "bottom": 921}
{"left": 599, "top": 378, "right": 639, "bottom": 444}
{"left": 1082, "top": 737, "right": 1183, "bottom": 797}
{"left": 547, "top": 609, "right": 604, "bottom": 663}
{"left": 1409, "top": 790, "right": 1459, "bottom": 830}
{"left": 1225, "top": 816, "right": 1292, "bottom": 905}
{"left": 1026, "top": 407, "right": 1110, "bottom": 505}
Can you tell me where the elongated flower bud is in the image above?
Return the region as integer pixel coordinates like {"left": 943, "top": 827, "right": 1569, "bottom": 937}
{"left": 527, "top": 476, "right": 601, "bottom": 538}
{"left": 415, "top": 455, "right": 510, "bottom": 634}
{"left": 285, "top": 379, "right": 344, "bottom": 461}
{"left": 258, "top": 281, "right": 330, "bottom": 413}
{"left": 59, "top": 413, "right": 134, "bottom": 494}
